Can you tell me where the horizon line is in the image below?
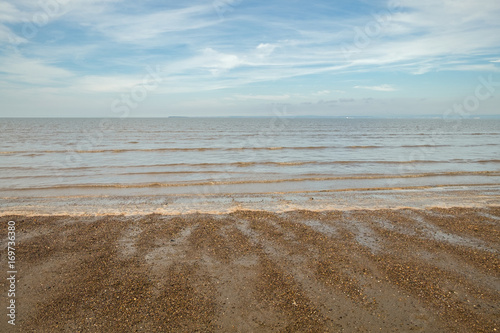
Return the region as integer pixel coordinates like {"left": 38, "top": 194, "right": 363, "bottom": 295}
{"left": 1, "top": 115, "right": 500, "bottom": 119}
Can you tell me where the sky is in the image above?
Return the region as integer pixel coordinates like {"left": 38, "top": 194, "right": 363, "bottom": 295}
{"left": 1, "top": 0, "right": 500, "bottom": 117}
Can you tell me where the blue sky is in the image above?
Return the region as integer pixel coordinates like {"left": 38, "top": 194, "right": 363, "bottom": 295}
{"left": 1, "top": 0, "right": 499, "bottom": 117}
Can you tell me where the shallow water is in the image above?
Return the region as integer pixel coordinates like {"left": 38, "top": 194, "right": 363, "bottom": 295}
{"left": 1, "top": 118, "right": 499, "bottom": 199}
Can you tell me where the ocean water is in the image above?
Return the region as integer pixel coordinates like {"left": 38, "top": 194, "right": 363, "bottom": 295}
{"left": 1, "top": 117, "right": 500, "bottom": 193}
{"left": 1, "top": 117, "right": 499, "bottom": 214}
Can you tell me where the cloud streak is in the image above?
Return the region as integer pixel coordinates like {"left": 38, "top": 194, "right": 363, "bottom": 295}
{"left": 354, "top": 84, "right": 396, "bottom": 92}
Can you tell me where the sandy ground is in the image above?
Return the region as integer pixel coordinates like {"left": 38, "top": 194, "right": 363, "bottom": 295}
{"left": 0, "top": 206, "right": 499, "bottom": 332}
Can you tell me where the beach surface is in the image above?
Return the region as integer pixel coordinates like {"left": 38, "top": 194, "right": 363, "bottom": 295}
{"left": 1, "top": 205, "right": 499, "bottom": 332}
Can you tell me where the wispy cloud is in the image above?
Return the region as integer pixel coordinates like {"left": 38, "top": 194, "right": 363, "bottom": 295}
{"left": 86, "top": 4, "right": 218, "bottom": 44}
{"left": 313, "top": 90, "right": 331, "bottom": 96}
{"left": 0, "top": 54, "right": 74, "bottom": 87}
{"left": 233, "top": 94, "right": 290, "bottom": 101}
{"left": 354, "top": 84, "right": 396, "bottom": 92}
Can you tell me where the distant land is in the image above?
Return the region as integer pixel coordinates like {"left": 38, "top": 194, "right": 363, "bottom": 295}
{"left": 118, "top": 114, "right": 500, "bottom": 119}
{"left": 170, "top": 115, "right": 500, "bottom": 119}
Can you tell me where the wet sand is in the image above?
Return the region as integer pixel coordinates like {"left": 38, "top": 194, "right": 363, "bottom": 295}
{"left": 1, "top": 206, "right": 499, "bottom": 332}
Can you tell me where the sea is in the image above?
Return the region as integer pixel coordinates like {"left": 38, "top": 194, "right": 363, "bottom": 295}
{"left": 1, "top": 117, "right": 499, "bottom": 215}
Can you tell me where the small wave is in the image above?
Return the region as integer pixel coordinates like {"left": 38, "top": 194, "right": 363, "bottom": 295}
{"left": 226, "top": 146, "right": 332, "bottom": 151}
{"left": 346, "top": 145, "right": 383, "bottom": 149}
{"left": 119, "top": 170, "right": 243, "bottom": 176}
{"left": 400, "top": 144, "right": 451, "bottom": 148}
{"left": 2, "top": 143, "right": 497, "bottom": 155}
{"left": 477, "top": 159, "right": 500, "bottom": 163}
{"left": 10, "top": 171, "right": 500, "bottom": 191}
{"left": 234, "top": 162, "right": 257, "bottom": 167}
{"left": 0, "top": 146, "right": 326, "bottom": 155}
{"left": 0, "top": 170, "right": 246, "bottom": 180}
{"left": 469, "top": 133, "right": 500, "bottom": 135}
{"left": 2, "top": 159, "right": 495, "bottom": 173}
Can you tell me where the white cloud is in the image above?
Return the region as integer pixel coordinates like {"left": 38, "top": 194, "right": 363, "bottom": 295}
{"left": 75, "top": 75, "right": 143, "bottom": 92}
{"left": 310, "top": 89, "right": 346, "bottom": 96}
{"left": 0, "top": 54, "right": 74, "bottom": 86}
{"left": 0, "top": 25, "right": 27, "bottom": 45}
{"left": 313, "top": 90, "right": 331, "bottom": 96}
{"left": 255, "top": 43, "right": 277, "bottom": 58}
{"left": 0, "top": 1, "right": 30, "bottom": 23}
{"left": 234, "top": 94, "right": 290, "bottom": 101}
{"left": 202, "top": 48, "right": 244, "bottom": 72}
{"left": 354, "top": 84, "right": 396, "bottom": 92}
{"left": 80, "top": 4, "right": 217, "bottom": 44}
{"left": 290, "top": 0, "right": 500, "bottom": 76}
{"left": 442, "top": 64, "right": 500, "bottom": 72}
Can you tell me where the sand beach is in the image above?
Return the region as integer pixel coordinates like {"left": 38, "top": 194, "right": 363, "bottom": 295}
{"left": 1, "top": 205, "right": 499, "bottom": 332}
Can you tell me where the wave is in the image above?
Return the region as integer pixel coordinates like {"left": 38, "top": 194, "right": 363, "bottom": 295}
{"left": 2, "top": 143, "right": 483, "bottom": 155}
{"left": 400, "top": 144, "right": 450, "bottom": 148}
{"left": 232, "top": 160, "right": 451, "bottom": 167}
{"left": 156, "top": 159, "right": 490, "bottom": 166}
{"left": 477, "top": 159, "right": 500, "bottom": 163}
{"left": 1, "top": 159, "right": 499, "bottom": 173}
{"left": 469, "top": 133, "right": 500, "bottom": 135}
{"left": 0, "top": 147, "right": 313, "bottom": 154}
{"left": 23, "top": 153, "right": 45, "bottom": 157}
{"left": 346, "top": 145, "right": 384, "bottom": 149}
{"left": 8, "top": 171, "right": 500, "bottom": 191}
{"left": 0, "top": 170, "right": 247, "bottom": 180}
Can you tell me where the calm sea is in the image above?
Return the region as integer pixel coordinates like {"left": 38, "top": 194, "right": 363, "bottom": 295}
{"left": 1, "top": 118, "right": 499, "bottom": 203}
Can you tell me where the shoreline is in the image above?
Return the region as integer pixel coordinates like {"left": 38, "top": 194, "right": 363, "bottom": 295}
{"left": 1, "top": 206, "right": 499, "bottom": 332}
{"left": 2, "top": 184, "right": 500, "bottom": 216}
